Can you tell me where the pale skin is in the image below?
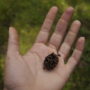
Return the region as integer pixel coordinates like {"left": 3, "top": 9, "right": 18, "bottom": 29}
{"left": 4, "top": 6, "right": 85, "bottom": 90}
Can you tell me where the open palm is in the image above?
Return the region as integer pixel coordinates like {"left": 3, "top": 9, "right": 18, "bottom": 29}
{"left": 4, "top": 7, "right": 85, "bottom": 90}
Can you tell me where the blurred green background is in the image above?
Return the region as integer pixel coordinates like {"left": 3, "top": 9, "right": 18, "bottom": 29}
{"left": 0, "top": 0, "right": 90, "bottom": 90}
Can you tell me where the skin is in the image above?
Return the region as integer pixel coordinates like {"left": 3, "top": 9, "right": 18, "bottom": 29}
{"left": 4, "top": 6, "right": 85, "bottom": 90}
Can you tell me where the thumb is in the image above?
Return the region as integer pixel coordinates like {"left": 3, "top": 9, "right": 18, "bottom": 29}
{"left": 7, "top": 27, "right": 19, "bottom": 56}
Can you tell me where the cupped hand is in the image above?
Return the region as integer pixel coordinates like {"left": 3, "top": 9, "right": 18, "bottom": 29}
{"left": 4, "top": 7, "right": 85, "bottom": 90}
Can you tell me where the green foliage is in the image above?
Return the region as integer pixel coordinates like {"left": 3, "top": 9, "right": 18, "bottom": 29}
{"left": 0, "top": 0, "right": 90, "bottom": 90}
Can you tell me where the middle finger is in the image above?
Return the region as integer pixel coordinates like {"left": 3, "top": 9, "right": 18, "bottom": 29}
{"left": 48, "top": 7, "right": 74, "bottom": 49}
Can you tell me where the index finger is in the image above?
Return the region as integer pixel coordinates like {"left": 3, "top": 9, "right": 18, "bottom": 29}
{"left": 35, "top": 6, "right": 58, "bottom": 43}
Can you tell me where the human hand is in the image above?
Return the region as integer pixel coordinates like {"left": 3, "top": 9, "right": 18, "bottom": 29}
{"left": 4, "top": 7, "right": 85, "bottom": 90}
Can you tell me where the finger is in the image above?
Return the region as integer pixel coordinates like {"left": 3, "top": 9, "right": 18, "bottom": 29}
{"left": 35, "top": 6, "right": 58, "bottom": 43}
{"left": 58, "top": 20, "right": 81, "bottom": 59}
{"left": 66, "top": 37, "right": 85, "bottom": 73}
{"left": 48, "top": 7, "right": 74, "bottom": 49}
{"left": 7, "top": 27, "right": 19, "bottom": 55}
